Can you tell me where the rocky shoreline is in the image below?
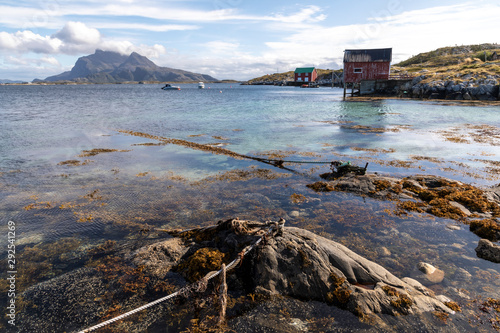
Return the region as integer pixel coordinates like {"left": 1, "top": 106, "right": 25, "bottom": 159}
{"left": 18, "top": 219, "right": 466, "bottom": 332}
{"left": 398, "top": 74, "right": 500, "bottom": 101}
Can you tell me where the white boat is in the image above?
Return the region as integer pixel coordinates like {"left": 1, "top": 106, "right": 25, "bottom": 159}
{"left": 198, "top": 82, "right": 205, "bottom": 89}
{"left": 161, "top": 84, "right": 180, "bottom": 90}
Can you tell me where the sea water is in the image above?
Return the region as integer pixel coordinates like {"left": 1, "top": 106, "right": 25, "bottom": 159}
{"left": 1, "top": 83, "right": 500, "bottom": 329}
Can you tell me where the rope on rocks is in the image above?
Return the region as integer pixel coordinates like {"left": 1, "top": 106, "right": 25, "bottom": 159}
{"left": 77, "top": 219, "right": 285, "bottom": 333}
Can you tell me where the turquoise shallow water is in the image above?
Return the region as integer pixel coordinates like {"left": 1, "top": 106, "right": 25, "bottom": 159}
{"left": 1, "top": 83, "right": 499, "bottom": 184}
{"left": 1, "top": 83, "right": 500, "bottom": 331}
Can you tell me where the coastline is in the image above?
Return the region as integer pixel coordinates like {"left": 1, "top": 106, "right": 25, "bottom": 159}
{"left": 0, "top": 80, "right": 240, "bottom": 86}
{"left": 344, "top": 95, "right": 500, "bottom": 106}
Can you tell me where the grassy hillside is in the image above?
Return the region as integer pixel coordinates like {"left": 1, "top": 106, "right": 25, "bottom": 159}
{"left": 396, "top": 44, "right": 500, "bottom": 67}
{"left": 392, "top": 43, "right": 500, "bottom": 84}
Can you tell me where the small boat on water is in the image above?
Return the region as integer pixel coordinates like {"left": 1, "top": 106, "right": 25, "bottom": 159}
{"left": 161, "top": 84, "right": 180, "bottom": 90}
{"left": 300, "top": 83, "right": 319, "bottom": 88}
{"left": 198, "top": 82, "right": 205, "bottom": 89}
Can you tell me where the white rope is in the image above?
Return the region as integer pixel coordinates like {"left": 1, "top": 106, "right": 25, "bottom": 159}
{"left": 78, "top": 221, "right": 282, "bottom": 333}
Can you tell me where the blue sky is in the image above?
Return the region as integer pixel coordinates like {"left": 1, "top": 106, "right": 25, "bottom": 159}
{"left": 0, "top": 0, "right": 499, "bottom": 81}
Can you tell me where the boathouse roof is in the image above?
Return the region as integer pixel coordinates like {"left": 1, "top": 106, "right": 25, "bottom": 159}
{"left": 294, "top": 67, "right": 316, "bottom": 73}
{"left": 343, "top": 48, "right": 392, "bottom": 63}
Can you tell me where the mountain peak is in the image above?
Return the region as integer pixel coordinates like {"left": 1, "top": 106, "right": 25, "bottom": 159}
{"left": 121, "top": 52, "right": 157, "bottom": 69}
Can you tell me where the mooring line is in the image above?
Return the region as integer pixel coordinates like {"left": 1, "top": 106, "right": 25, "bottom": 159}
{"left": 77, "top": 220, "right": 284, "bottom": 333}
{"left": 118, "top": 129, "right": 333, "bottom": 167}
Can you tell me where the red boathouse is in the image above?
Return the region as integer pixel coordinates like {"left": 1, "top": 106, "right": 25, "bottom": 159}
{"left": 343, "top": 48, "right": 392, "bottom": 98}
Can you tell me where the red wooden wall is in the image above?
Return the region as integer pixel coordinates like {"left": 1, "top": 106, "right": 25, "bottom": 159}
{"left": 344, "top": 62, "right": 390, "bottom": 83}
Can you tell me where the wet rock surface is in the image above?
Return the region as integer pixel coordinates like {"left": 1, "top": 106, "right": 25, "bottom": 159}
{"left": 17, "top": 219, "right": 461, "bottom": 332}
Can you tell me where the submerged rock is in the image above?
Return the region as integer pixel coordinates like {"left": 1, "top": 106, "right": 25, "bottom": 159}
{"left": 417, "top": 262, "right": 445, "bottom": 284}
{"left": 453, "top": 268, "right": 472, "bottom": 281}
{"left": 475, "top": 239, "right": 500, "bottom": 263}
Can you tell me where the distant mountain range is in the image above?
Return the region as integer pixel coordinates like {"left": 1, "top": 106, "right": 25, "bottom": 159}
{"left": 0, "top": 79, "right": 26, "bottom": 84}
{"left": 37, "top": 50, "right": 217, "bottom": 83}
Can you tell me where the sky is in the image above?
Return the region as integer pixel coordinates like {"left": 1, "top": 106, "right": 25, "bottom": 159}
{"left": 0, "top": 0, "right": 499, "bottom": 81}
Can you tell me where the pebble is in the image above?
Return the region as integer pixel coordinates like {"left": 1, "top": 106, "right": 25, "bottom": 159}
{"left": 446, "top": 224, "right": 461, "bottom": 231}
{"left": 460, "top": 254, "right": 480, "bottom": 262}
{"left": 287, "top": 318, "right": 309, "bottom": 332}
{"left": 379, "top": 247, "right": 392, "bottom": 257}
{"left": 448, "top": 201, "right": 471, "bottom": 216}
{"left": 418, "top": 262, "right": 445, "bottom": 283}
{"left": 17, "top": 233, "right": 44, "bottom": 246}
{"left": 436, "top": 295, "right": 452, "bottom": 303}
{"left": 289, "top": 211, "right": 300, "bottom": 218}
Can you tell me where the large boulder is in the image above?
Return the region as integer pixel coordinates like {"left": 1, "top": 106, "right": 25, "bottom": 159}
{"left": 245, "top": 225, "right": 452, "bottom": 317}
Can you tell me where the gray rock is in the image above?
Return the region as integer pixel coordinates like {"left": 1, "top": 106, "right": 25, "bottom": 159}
{"left": 475, "top": 238, "right": 500, "bottom": 263}
{"left": 453, "top": 268, "right": 472, "bottom": 281}
{"left": 44, "top": 50, "right": 218, "bottom": 83}
{"left": 449, "top": 201, "right": 471, "bottom": 216}
{"left": 130, "top": 237, "right": 187, "bottom": 278}
{"left": 249, "top": 226, "right": 452, "bottom": 317}
{"left": 479, "top": 84, "right": 495, "bottom": 95}
{"left": 411, "top": 75, "right": 425, "bottom": 85}
{"left": 412, "top": 87, "right": 421, "bottom": 97}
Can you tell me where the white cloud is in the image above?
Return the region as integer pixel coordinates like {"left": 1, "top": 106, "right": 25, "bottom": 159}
{"left": 99, "top": 40, "right": 166, "bottom": 58}
{"left": 153, "top": 2, "right": 500, "bottom": 80}
{"left": 0, "top": 21, "right": 166, "bottom": 57}
{"left": 2, "top": 2, "right": 500, "bottom": 81}
{"left": 251, "top": 2, "right": 500, "bottom": 72}
{"left": 204, "top": 41, "right": 240, "bottom": 55}
{"left": 4, "top": 55, "right": 60, "bottom": 67}
{"left": 53, "top": 21, "right": 101, "bottom": 45}
{"left": 273, "top": 5, "right": 326, "bottom": 24}
{"left": 95, "top": 23, "right": 199, "bottom": 32}
{"left": 0, "top": 3, "right": 327, "bottom": 29}
{"left": 0, "top": 5, "right": 61, "bottom": 29}
{"left": 40, "top": 56, "right": 60, "bottom": 66}
{"left": 0, "top": 30, "right": 62, "bottom": 53}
